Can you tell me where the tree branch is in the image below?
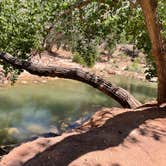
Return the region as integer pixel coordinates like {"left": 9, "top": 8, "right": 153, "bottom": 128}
{"left": 0, "top": 52, "right": 141, "bottom": 108}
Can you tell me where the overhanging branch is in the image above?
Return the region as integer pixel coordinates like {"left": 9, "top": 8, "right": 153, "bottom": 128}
{"left": 0, "top": 52, "right": 141, "bottom": 108}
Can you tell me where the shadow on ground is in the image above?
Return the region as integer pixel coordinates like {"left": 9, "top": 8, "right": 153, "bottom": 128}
{"left": 23, "top": 107, "right": 166, "bottom": 166}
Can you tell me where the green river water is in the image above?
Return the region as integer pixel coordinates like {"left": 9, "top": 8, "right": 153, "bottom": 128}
{"left": 0, "top": 76, "right": 156, "bottom": 145}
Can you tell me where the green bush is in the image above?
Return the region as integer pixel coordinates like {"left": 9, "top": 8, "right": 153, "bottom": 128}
{"left": 124, "top": 60, "right": 141, "bottom": 72}
{"left": 72, "top": 50, "right": 97, "bottom": 67}
{"left": 72, "top": 53, "right": 85, "bottom": 66}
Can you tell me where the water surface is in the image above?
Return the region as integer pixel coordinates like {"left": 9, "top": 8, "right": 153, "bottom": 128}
{"left": 0, "top": 77, "right": 156, "bottom": 144}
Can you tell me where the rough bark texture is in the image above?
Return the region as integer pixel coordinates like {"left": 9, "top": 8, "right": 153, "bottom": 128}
{"left": 139, "top": 0, "right": 166, "bottom": 104}
{"left": 0, "top": 52, "right": 141, "bottom": 108}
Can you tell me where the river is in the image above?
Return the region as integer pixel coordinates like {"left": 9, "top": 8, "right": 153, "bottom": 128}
{"left": 0, "top": 76, "right": 156, "bottom": 144}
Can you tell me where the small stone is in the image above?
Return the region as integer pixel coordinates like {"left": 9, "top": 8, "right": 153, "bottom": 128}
{"left": 7, "top": 127, "right": 20, "bottom": 136}
{"left": 21, "top": 80, "right": 28, "bottom": 84}
{"left": 41, "top": 80, "right": 47, "bottom": 83}
{"left": 150, "top": 77, "right": 158, "bottom": 82}
{"left": 107, "top": 69, "right": 116, "bottom": 75}
{"left": 3, "top": 80, "right": 8, "bottom": 84}
{"left": 33, "top": 80, "right": 39, "bottom": 84}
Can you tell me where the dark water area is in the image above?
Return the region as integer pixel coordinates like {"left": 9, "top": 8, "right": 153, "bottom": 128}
{"left": 0, "top": 77, "right": 156, "bottom": 145}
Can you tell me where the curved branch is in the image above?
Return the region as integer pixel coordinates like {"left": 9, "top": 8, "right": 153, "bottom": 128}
{"left": 0, "top": 52, "right": 141, "bottom": 108}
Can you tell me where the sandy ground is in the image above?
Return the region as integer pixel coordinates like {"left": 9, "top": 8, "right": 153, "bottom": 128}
{"left": 0, "top": 106, "right": 166, "bottom": 166}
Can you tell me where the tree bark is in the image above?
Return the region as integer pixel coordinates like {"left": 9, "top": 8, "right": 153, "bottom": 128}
{"left": 0, "top": 52, "right": 141, "bottom": 109}
{"left": 156, "top": 55, "right": 166, "bottom": 103}
{"left": 139, "top": 0, "right": 166, "bottom": 104}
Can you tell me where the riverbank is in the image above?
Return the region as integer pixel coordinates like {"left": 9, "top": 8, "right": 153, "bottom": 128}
{"left": 0, "top": 47, "right": 162, "bottom": 165}
{"left": 0, "top": 74, "right": 157, "bottom": 158}
{"left": 0, "top": 105, "right": 166, "bottom": 166}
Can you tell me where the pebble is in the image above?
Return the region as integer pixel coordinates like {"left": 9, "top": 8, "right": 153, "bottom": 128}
{"left": 41, "top": 80, "right": 47, "bottom": 83}
{"left": 21, "top": 80, "right": 28, "bottom": 84}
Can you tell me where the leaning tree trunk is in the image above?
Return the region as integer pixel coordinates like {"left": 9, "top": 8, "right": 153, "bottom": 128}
{"left": 157, "top": 56, "right": 166, "bottom": 103}
{"left": 0, "top": 52, "right": 141, "bottom": 108}
{"left": 139, "top": 0, "right": 166, "bottom": 104}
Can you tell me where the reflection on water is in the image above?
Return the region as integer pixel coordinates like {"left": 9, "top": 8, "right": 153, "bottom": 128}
{"left": 0, "top": 77, "right": 156, "bottom": 144}
{"left": 110, "top": 75, "right": 156, "bottom": 102}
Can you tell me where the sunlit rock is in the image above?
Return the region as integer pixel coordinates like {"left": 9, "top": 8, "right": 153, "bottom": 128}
{"left": 7, "top": 127, "right": 20, "bottom": 137}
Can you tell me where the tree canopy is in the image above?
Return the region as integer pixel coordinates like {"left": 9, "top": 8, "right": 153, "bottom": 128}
{"left": 0, "top": 0, "right": 165, "bottom": 67}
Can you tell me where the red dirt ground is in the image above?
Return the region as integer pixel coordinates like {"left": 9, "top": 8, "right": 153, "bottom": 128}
{"left": 0, "top": 106, "right": 166, "bottom": 166}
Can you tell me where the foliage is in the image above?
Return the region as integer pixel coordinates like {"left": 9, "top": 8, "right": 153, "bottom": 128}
{"left": 0, "top": 0, "right": 57, "bottom": 75}
{"left": 72, "top": 52, "right": 85, "bottom": 66}
{"left": 0, "top": 0, "right": 166, "bottom": 77}
{"left": 73, "top": 41, "right": 98, "bottom": 67}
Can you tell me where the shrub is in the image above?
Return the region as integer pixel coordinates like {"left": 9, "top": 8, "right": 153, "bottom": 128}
{"left": 72, "top": 53, "right": 85, "bottom": 66}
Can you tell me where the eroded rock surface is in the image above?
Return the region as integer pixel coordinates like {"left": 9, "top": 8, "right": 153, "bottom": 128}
{"left": 0, "top": 106, "right": 166, "bottom": 166}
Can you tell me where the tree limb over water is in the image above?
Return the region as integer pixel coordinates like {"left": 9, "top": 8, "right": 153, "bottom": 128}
{"left": 0, "top": 52, "right": 141, "bottom": 108}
